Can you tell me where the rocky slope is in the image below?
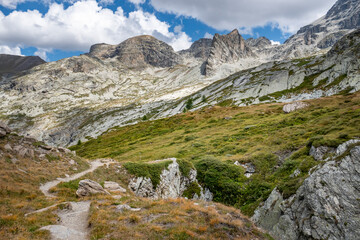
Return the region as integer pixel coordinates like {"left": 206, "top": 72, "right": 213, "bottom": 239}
{"left": 252, "top": 140, "right": 360, "bottom": 240}
{"left": 157, "top": 29, "right": 360, "bottom": 118}
{"left": 0, "top": 54, "right": 45, "bottom": 75}
{"left": 274, "top": 0, "right": 360, "bottom": 59}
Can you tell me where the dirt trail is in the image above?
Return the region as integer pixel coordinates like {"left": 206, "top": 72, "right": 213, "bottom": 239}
{"left": 37, "top": 158, "right": 114, "bottom": 240}
{"left": 40, "top": 201, "right": 91, "bottom": 240}
{"left": 40, "top": 158, "right": 114, "bottom": 197}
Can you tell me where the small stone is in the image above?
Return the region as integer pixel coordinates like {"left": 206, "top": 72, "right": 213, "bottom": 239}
{"left": 116, "top": 204, "right": 141, "bottom": 212}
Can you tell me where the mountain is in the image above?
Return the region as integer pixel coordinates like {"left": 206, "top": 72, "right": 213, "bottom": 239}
{"left": 275, "top": 0, "right": 360, "bottom": 59}
{"left": 0, "top": 0, "right": 358, "bottom": 147}
{"left": 89, "top": 35, "right": 181, "bottom": 68}
{"left": 0, "top": 54, "right": 45, "bottom": 75}
{"left": 157, "top": 29, "right": 360, "bottom": 118}
{"left": 204, "top": 29, "right": 256, "bottom": 76}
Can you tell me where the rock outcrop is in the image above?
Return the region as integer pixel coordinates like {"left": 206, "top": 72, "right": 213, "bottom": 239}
{"left": 128, "top": 159, "right": 213, "bottom": 201}
{"left": 76, "top": 179, "right": 109, "bottom": 197}
{"left": 252, "top": 139, "right": 360, "bottom": 240}
{"left": 204, "top": 29, "right": 255, "bottom": 75}
{"left": 282, "top": 102, "right": 310, "bottom": 113}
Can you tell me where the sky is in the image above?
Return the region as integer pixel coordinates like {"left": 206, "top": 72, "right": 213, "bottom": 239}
{"left": 0, "top": 0, "right": 337, "bottom": 62}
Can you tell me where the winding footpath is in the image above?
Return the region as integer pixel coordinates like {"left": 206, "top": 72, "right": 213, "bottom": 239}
{"left": 36, "top": 158, "right": 114, "bottom": 240}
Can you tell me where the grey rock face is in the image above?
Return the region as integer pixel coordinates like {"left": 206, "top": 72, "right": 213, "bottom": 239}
{"left": 204, "top": 29, "right": 255, "bottom": 75}
{"left": 89, "top": 35, "right": 180, "bottom": 68}
{"left": 128, "top": 158, "right": 213, "bottom": 201}
{"left": 251, "top": 188, "right": 283, "bottom": 231}
{"left": 310, "top": 145, "right": 336, "bottom": 161}
{"left": 0, "top": 54, "right": 45, "bottom": 75}
{"left": 252, "top": 140, "right": 360, "bottom": 240}
{"left": 76, "top": 179, "right": 109, "bottom": 197}
{"left": 179, "top": 38, "right": 212, "bottom": 60}
{"left": 283, "top": 101, "right": 309, "bottom": 113}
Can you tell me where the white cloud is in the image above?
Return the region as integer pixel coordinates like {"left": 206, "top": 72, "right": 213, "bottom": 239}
{"left": 127, "top": 0, "right": 146, "bottom": 5}
{"left": 0, "top": 1, "right": 192, "bottom": 54}
{"left": 203, "top": 32, "right": 213, "bottom": 39}
{"left": 34, "top": 48, "right": 49, "bottom": 61}
{"left": 150, "top": 0, "right": 338, "bottom": 34}
{"left": 270, "top": 40, "right": 280, "bottom": 45}
{"left": 0, "top": 0, "right": 30, "bottom": 9}
{"left": 0, "top": 45, "right": 22, "bottom": 55}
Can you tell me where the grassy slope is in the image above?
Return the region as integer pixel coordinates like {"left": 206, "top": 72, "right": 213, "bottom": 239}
{"left": 0, "top": 134, "right": 89, "bottom": 239}
{"left": 71, "top": 92, "right": 360, "bottom": 215}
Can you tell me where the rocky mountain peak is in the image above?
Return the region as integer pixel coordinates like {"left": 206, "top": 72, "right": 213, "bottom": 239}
{"left": 179, "top": 38, "right": 212, "bottom": 60}
{"left": 204, "top": 29, "right": 255, "bottom": 75}
{"left": 246, "top": 37, "right": 272, "bottom": 49}
{"left": 89, "top": 35, "right": 181, "bottom": 69}
{"left": 0, "top": 54, "right": 45, "bottom": 75}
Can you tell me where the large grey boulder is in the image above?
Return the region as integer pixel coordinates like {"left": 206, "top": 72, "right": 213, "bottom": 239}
{"left": 282, "top": 101, "right": 309, "bottom": 113}
{"left": 104, "top": 181, "right": 126, "bottom": 193}
{"left": 76, "top": 179, "right": 109, "bottom": 197}
{"left": 252, "top": 140, "right": 360, "bottom": 240}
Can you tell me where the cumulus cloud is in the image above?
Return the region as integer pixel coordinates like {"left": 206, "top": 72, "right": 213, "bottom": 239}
{"left": 0, "top": 1, "right": 192, "bottom": 56}
{"left": 203, "top": 32, "right": 213, "bottom": 39}
{"left": 150, "top": 0, "right": 337, "bottom": 34}
{"left": 0, "top": 45, "right": 22, "bottom": 55}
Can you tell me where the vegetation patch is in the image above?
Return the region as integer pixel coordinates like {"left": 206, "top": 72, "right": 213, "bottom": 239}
{"left": 123, "top": 161, "right": 172, "bottom": 188}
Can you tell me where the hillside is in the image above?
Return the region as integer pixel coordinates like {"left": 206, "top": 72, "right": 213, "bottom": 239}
{"left": 71, "top": 90, "right": 360, "bottom": 215}
{"left": 0, "top": 124, "right": 269, "bottom": 240}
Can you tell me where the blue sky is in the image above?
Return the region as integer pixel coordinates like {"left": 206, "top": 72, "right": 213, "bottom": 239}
{"left": 0, "top": 0, "right": 336, "bottom": 61}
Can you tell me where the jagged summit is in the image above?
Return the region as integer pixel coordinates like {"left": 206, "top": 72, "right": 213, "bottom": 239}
{"left": 204, "top": 29, "right": 255, "bottom": 75}
{"left": 0, "top": 54, "right": 45, "bottom": 75}
{"left": 89, "top": 35, "right": 180, "bottom": 68}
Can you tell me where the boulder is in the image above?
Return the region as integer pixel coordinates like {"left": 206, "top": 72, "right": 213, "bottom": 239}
{"left": 104, "top": 181, "right": 126, "bottom": 193}
{"left": 76, "top": 179, "right": 109, "bottom": 197}
{"left": 282, "top": 102, "right": 309, "bottom": 113}
{"left": 0, "top": 122, "right": 11, "bottom": 137}
{"left": 116, "top": 204, "right": 141, "bottom": 212}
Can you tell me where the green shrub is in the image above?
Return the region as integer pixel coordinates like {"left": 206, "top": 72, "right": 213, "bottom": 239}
{"left": 195, "top": 156, "right": 245, "bottom": 205}
{"left": 182, "top": 182, "right": 201, "bottom": 199}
